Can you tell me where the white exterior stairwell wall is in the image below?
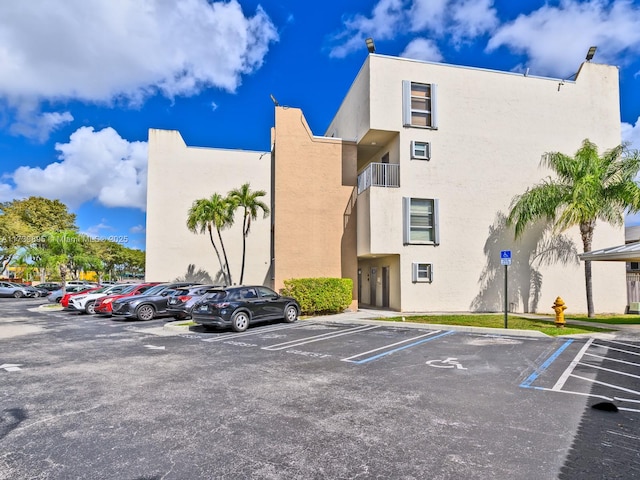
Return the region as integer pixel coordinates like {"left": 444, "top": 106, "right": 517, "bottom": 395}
{"left": 330, "top": 54, "right": 625, "bottom": 313}
{"left": 145, "top": 129, "right": 271, "bottom": 286}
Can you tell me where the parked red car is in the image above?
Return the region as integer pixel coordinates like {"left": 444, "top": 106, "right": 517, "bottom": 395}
{"left": 61, "top": 286, "right": 102, "bottom": 309}
{"left": 94, "top": 283, "right": 159, "bottom": 315}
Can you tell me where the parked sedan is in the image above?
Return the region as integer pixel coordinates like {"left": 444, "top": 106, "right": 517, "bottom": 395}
{"left": 166, "top": 284, "right": 219, "bottom": 320}
{"left": 67, "top": 284, "right": 132, "bottom": 314}
{"left": 191, "top": 286, "right": 299, "bottom": 332}
{"left": 47, "top": 284, "right": 96, "bottom": 303}
{"left": 0, "top": 281, "right": 38, "bottom": 298}
{"left": 94, "top": 283, "right": 159, "bottom": 316}
{"left": 111, "top": 282, "right": 200, "bottom": 321}
{"left": 33, "top": 282, "right": 62, "bottom": 292}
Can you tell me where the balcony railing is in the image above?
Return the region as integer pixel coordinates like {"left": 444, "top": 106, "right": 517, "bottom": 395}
{"left": 357, "top": 162, "right": 400, "bottom": 194}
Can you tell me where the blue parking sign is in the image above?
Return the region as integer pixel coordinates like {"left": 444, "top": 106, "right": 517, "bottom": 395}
{"left": 501, "top": 250, "right": 512, "bottom": 266}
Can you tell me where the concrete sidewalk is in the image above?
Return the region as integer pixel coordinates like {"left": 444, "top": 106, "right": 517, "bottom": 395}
{"left": 304, "top": 308, "right": 640, "bottom": 340}
{"left": 166, "top": 308, "right": 640, "bottom": 340}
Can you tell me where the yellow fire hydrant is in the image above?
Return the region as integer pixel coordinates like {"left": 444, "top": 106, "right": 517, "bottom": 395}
{"left": 552, "top": 297, "right": 567, "bottom": 328}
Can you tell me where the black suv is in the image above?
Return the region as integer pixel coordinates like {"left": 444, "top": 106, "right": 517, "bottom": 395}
{"left": 191, "top": 285, "right": 300, "bottom": 332}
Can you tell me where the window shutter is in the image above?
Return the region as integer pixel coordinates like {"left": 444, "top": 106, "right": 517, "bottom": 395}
{"left": 402, "top": 81, "right": 411, "bottom": 126}
{"left": 412, "top": 262, "right": 418, "bottom": 282}
{"left": 433, "top": 198, "right": 440, "bottom": 245}
{"left": 403, "top": 197, "right": 410, "bottom": 244}
{"left": 430, "top": 83, "right": 438, "bottom": 128}
{"left": 426, "top": 142, "right": 431, "bottom": 159}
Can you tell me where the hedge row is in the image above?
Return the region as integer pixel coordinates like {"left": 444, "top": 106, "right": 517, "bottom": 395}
{"left": 281, "top": 278, "right": 353, "bottom": 315}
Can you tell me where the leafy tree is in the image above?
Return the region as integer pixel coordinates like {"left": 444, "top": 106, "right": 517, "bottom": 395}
{"left": 0, "top": 197, "right": 77, "bottom": 272}
{"left": 122, "top": 248, "right": 145, "bottom": 279}
{"left": 228, "top": 183, "right": 269, "bottom": 284}
{"left": 42, "top": 230, "right": 88, "bottom": 291}
{"left": 0, "top": 211, "right": 32, "bottom": 270}
{"left": 507, "top": 139, "right": 640, "bottom": 317}
{"left": 5, "top": 197, "right": 76, "bottom": 233}
{"left": 187, "top": 193, "right": 235, "bottom": 285}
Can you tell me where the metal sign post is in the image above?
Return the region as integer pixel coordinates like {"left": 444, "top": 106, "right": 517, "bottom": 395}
{"left": 500, "top": 251, "right": 512, "bottom": 329}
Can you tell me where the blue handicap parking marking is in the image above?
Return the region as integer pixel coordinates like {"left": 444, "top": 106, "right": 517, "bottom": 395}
{"left": 342, "top": 330, "right": 456, "bottom": 364}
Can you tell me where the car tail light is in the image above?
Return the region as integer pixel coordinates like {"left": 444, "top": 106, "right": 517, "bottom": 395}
{"left": 178, "top": 296, "right": 191, "bottom": 302}
{"left": 213, "top": 302, "right": 230, "bottom": 309}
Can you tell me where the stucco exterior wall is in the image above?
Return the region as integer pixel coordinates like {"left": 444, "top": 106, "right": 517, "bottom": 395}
{"left": 330, "top": 55, "right": 625, "bottom": 313}
{"left": 272, "top": 107, "right": 358, "bottom": 306}
{"left": 146, "top": 129, "right": 271, "bottom": 286}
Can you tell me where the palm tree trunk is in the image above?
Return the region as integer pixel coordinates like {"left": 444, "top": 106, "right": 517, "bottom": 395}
{"left": 217, "top": 227, "right": 232, "bottom": 285}
{"left": 580, "top": 221, "right": 595, "bottom": 318}
{"left": 207, "top": 224, "right": 226, "bottom": 284}
{"left": 239, "top": 211, "right": 248, "bottom": 284}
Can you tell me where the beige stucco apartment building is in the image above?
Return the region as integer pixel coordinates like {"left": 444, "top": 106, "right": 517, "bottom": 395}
{"left": 146, "top": 53, "right": 626, "bottom": 314}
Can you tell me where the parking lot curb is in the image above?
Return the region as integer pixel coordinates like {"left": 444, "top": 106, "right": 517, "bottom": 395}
{"left": 32, "top": 304, "right": 63, "bottom": 313}
{"left": 164, "top": 321, "right": 191, "bottom": 332}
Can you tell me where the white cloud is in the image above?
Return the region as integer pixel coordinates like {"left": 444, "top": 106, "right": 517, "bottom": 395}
{"left": 130, "top": 225, "right": 146, "bottom": 234}
{"left": 410, "top": 0, "right": 498, "bottom": 43}
{"left": 400, "top": 38, "right": 444, "bottom": 62}
{"left": 83, "top": 221, "right": 114, "bottom": 238}
{"left": 0, "top": 0, "right": 278, "bottom": 138}
{"left": 10, "top": 111, "right": 74, "bottom": 142}
{"left": 328, "top": 0, "right": 405, "bottom": 59}
{"left": 622, "top": 118, "right": 640, "bottom": 151}
{"left": 487, "top": 0, "right": 640, "bottom": 78}
{"left": 0, "top": 127, "right": 148, "bottom": 211}
{"left": 328, "top": 0, "right": 498, "bottom": 58}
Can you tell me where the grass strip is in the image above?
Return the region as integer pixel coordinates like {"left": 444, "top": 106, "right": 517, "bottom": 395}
{"left": 377, "top": 314, "right": 614, "bottom": 337}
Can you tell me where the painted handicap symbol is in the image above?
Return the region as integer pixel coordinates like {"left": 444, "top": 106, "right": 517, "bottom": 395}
{"left": 426, "top": 357, "right": 467, "bottom": 370}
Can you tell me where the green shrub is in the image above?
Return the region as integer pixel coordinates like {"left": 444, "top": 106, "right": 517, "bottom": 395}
{"left": 281, "top": 278, "right": 353, "bottom": 315}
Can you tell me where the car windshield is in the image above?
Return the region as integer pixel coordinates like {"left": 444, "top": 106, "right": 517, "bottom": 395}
{"left": 142, "top": 284, "right": 168, "bottom": 296}
{"left": 118, "top": 284, "right": 140, "bottom": 294}
{"left": 107, "top": 285, "right": 128, "bottom": 294}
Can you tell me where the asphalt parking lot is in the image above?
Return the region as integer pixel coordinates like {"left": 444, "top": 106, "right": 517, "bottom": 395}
{"left": 1, "top": 298, "right": 639, "bottom": 479}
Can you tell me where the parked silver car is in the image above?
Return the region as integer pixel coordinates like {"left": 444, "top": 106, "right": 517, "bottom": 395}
{"left": 0, "top": 281, "right": 38, "bottom": 298}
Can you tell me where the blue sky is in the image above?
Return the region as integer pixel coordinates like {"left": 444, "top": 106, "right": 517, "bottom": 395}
{"left": 1, "top": 0, "right": 640, "bottom": 251}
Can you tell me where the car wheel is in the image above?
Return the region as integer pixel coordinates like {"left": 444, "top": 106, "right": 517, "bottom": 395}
{"left": 284, "top": 305, "right": 298, "bottom": 323}
{"left": 231, "top": 311, "right": 249, "bottom": 332}
{"left": 136, "top": 304, "right": 155, "bottom": 321}
{"left": 85, "top": 301, "right": 96, "bottom": 315}
{"left": 13, "top": 291, "right": 23, "bottom": 298}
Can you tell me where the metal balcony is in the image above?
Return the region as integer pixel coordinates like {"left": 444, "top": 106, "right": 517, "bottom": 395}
{"left": 357, "top": 163, "right": 400, "bottom": 194}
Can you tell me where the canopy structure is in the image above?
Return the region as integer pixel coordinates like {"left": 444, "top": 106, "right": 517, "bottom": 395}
{"left": 578, "top": 241, "right": 640, "bottom": 262}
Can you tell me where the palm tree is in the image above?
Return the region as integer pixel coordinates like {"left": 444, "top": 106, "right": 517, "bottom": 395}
{"left": 228, "top": 183, "right": 270, "bottom": 284}
{"left": 507, "top": 139, "right": 640, "bottom": 318}
{"left": 186, "top": 193, "right": 235, "bottom": 285}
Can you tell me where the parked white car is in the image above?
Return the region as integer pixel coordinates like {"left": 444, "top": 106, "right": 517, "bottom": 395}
{"left": 67, "top": 284, "right": 130, "bottom": 314}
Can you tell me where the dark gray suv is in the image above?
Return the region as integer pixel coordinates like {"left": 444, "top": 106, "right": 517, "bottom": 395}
{"left": 111, "top": 282, "right": 200, "bottom": 321}
{"left": 191, "top": 285, "right": 300, "bottom": 332}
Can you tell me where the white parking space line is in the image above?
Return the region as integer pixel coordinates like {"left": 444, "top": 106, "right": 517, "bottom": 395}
{"left": 615, "top": 397, "right": 640, "bottom": 404}
{"left": 592, "top": 343, "right": 640, "bottom": 357}
{"left": 201, "top": 321, "right": 316, "bottom": 343}
{"left": 344, "top": 330, "right": 456, "bottom": 364}
{"left": 599, "top": 339, "right": 640, "bottom": 350}
{"left": 576, "top": 361, "right": 640, "bottom": 380}
{"left": 570, "top": 374, "right": 640, "bottom": 396}
{"left": 262, "top": 325, "right": 379, "bottom": 351}
{"left": 552, "top": 339, "right": 594, "bottom": 391}
{"left": 583, "top": 352, "right": 640, "bottom": 368}
{"left": 341, "top": 330, "right": 445, "bottom": 363}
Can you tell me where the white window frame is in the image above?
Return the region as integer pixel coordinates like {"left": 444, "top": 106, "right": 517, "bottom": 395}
{"left": 403, "top": 80, "right": 438, "bottom": 129}
{"left": 412, "top": 262, "right": 433, "bottom": 283}
{"left": 403, "top": 197, "right": 440, "bottom": 245}
{"left": 411, "top": 141, "right": 431, "bottom": 160}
